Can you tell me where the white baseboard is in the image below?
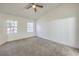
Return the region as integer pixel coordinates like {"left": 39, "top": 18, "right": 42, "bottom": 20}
{"left": 37, "top": 36, "right": 79, "bottom": 49}
{"left": 0, "top": 36, "right": 36, "bottom": 46}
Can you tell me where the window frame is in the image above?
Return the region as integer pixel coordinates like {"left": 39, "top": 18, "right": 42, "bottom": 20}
{"left": 7, "top": 20, "right": 18, "bottom": 34}
{"left": 27, "top": 22, "right": 33, "bottom": 32}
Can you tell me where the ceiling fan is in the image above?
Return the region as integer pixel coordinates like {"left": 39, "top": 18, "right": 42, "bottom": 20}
{"left": 25, "top": 3, "right": 43, "bottom": 12}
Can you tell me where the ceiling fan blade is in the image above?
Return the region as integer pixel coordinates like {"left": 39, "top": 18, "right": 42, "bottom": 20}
{"left": 36, "top": 5, "right": 43, "bottom": 8}
{"left": 26, "top": 5, "right": 32, "bottom": 9}
{"left": 31, "top": 3, "right": 35, "bottom": 5}
{"left": 25, "top": 3, "right": 32, "bottom": 9}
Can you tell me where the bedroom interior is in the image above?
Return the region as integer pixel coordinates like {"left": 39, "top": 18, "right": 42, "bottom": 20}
{"left": 0, "top": 3, "right": 79, "bottom": 56}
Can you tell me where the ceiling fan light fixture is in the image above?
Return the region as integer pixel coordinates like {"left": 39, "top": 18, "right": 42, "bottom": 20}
{"left": 26, "top": 3, "right": 43, "bottom": 12}
{"left": 32, "top": 5, "right": 36, "bottom": 8}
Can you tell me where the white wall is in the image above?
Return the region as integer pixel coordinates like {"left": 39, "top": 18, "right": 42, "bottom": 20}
{"left": 76, "top": 5, "right": 79, "bottom": 48}
{"left": 0, "top": 15, "right": 8, "bottom": 45}
{"left": 36, "top": 4, "right": 79, "bottom": 48}
{"left": 0, "top": 13, "right": 35, "bottom": 43}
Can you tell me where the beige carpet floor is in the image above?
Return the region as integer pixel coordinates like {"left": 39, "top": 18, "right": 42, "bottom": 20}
{"left": 0, "top": 36, "right": 79, "bottom": 56}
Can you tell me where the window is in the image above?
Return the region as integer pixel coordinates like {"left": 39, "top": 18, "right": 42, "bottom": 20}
{"left": 27, "top": 23, "right": 33, "bottom": 32}
{"left": 7, "top": 20, "right": 17, "bottom": 34}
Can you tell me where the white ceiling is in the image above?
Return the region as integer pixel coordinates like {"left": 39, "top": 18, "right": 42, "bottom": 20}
{"left": 0, "top": 3, "right": 61, "bottom": 19}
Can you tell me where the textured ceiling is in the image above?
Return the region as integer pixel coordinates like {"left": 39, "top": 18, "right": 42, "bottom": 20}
{"left": 0, "top": 3, "right": 61, "bottom": 19}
